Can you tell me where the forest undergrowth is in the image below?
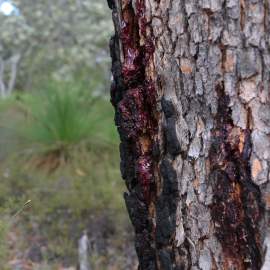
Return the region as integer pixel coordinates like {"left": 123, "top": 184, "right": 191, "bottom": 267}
{"left": 0, "top": 81, "right": 136, "bottom": 270}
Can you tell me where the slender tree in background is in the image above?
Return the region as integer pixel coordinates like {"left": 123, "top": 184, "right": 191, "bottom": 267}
{"left": 108, "top": 0, "right": 270, "bottom": 269}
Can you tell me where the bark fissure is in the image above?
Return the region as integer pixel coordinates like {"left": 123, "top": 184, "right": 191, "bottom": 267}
{"left": 209, "top": 84, "right": 262, "bottom": 269}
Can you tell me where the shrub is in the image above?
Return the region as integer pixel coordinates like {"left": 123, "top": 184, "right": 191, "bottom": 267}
{"left": 0, "top": 80, "right": 127, "bottom": 267}
{"left": 0, "top": 79, "right": 119, "bottom": 160}
{"left": 20, "top": 81, "right": 118, "bottom": 153}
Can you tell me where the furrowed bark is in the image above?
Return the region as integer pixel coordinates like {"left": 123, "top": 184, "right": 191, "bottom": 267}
{"left": 108, "top": 0, "right": 270, "bottom": 269}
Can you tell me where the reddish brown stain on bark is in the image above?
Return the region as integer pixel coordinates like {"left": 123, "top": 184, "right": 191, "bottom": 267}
{"left": 110, "top": 1, "right": 160, "bottom": 268}
{"left": 209, "top": 84, "right": 262, "bottom": 270}
{"left": 109, "top": 0, "right": 159, "bottom": 266}
{"left": 115, "top": 0, "right": 158, "bottom": 203}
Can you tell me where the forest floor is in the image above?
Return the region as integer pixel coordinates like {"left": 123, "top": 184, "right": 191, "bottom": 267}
{"left": 0, "top": 92, "right": 137, "bottom": 270}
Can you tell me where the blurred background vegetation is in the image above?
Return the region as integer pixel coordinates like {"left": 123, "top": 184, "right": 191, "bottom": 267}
{"left": 0, "top": 1, "right": 136, "bottom": 269}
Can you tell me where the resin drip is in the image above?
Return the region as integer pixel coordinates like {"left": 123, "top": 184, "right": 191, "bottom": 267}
{"left": 108, "top": 0, "right": 158, "bottom": 268}
{"left": 116, "top": 0, "right": 157, "bottom": 203}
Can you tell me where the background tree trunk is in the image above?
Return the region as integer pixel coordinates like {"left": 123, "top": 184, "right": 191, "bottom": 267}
{"left": 108, "top": 0, "right": 270, "bottom": 269}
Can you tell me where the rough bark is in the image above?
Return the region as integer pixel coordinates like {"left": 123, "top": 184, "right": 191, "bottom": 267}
{"left": 108, "top": 0, "right": 270, "bottom": 269}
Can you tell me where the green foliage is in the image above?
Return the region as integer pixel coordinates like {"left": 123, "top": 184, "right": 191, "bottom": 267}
{"left": 0, "top": 0, "right": 113, "bottom": 92}
{"left": 0, "top": 1, "right": 131, "bottom": 268}
{"left": 0, "top": 79, "right": 128, "bottom": 266}
{"left": 16, "top": 81, "right": 118, "bottom": 154}
{"left": 23, "top": 84, "right": 94, "bottom": 146}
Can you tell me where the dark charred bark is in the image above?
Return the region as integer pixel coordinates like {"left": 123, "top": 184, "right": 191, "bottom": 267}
{"left": 108, "top": 0, "right": 270, "bottom": 269}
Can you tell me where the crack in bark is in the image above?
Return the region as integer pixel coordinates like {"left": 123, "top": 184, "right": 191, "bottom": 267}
{"left": 209, "top": 83, "right": 263, "bottom": 270}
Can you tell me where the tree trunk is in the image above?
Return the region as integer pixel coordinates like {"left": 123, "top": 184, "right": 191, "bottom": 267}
{"left": 108, "top": 0, "right": 270, "bottom": 269}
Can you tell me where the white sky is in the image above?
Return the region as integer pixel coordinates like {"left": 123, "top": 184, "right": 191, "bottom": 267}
{"left": 0, "top": 1, "right": 14, "bottom": 15}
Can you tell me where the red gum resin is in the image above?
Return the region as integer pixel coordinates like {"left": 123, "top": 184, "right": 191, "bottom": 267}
{"left": 118, "top": 0, "right": 157, "bottom": 202}
{"left": 118, "top": 88, "right": 150, "bottom": 139}
{"left": 137, "top": 156, "right": 153, "bottom": 201}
